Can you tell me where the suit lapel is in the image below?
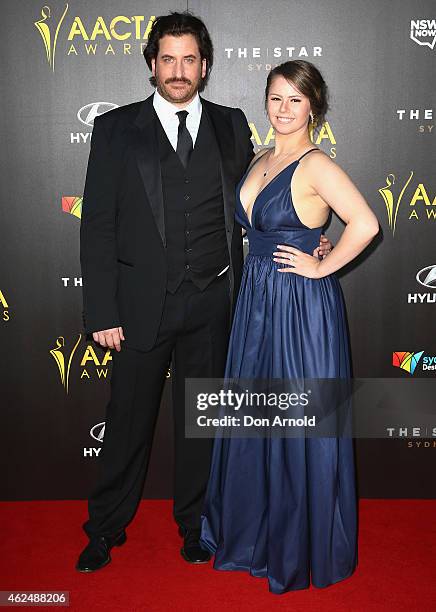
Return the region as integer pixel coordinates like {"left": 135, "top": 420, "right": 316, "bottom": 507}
{"left": 201, "top": 99, "right": 237, "bottom": 241}
{"left": 133, "top": 95, "right": 166, "bottom": 247}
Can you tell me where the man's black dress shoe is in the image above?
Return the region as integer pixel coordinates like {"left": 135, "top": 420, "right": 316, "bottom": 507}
{"left": 75, "top": 530, "right": 127, "bottom": 572}
{"left": 179, "top": 527, "right": 211, "bottom": 564}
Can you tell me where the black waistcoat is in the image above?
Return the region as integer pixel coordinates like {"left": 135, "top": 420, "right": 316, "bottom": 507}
{"left": 156, "top": 109, "right": 229, "bottom": 293}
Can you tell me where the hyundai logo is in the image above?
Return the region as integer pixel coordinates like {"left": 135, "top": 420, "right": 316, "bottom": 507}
{"left": 416, "top": 265, "right": 436, "bottom": 289}
{"left": 90, "top": 422, "right": 105, "bottom": 443}
{"left": 77, "top": 102, "right": 119, "bottom": 128}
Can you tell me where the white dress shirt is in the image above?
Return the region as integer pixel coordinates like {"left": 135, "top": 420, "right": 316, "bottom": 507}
{"left": 153, "top": 89, "right": 202, "bottom": 151}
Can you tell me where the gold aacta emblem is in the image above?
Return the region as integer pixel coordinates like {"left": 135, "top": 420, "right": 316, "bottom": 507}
{"left": 50, "top": 334, "right": 81, "bottom": 394}
{"left": 378, "top": 171, "right": 414, "bottom": 236}
{"left": 34, "top": 4, "right": 69, "bottom": 72}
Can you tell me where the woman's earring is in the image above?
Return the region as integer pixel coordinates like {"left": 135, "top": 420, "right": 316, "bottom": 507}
{"left": 309, "top": 111, "right": 314, "bottom": 124}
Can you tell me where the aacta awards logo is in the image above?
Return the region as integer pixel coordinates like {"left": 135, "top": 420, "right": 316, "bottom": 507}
{"left": 250, "top": 121, "right": 337, "bottom": 158}
{"left": 34, "top": 5, "right": 156, "bottom": 70}
{"left": 378, "top": 172, "right": 435, "bottom": 235}
{"left": 34, "top": 4, "right": 69, "bottom": 71}
{"left": 50, "top": 334, "right": 112, "bottom": 394}
{"left": 0, "top": 289, "right": 10, "bottom": 322}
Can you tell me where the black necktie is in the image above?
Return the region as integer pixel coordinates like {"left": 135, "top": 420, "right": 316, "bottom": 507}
{"left": 176, "top": 110, "right": 193, "bottom": 168}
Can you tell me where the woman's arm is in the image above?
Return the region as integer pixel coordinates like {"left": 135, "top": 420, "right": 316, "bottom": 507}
{"left": 274, "top": 154, "right": 379, "bottom": 278}
{"left": 313, "top": 155, "right": 379, "bottom": 276}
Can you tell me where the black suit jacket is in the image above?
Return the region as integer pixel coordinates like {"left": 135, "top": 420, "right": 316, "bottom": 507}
{"left": 80, "top": 94, "right": 254, "bottom": 351}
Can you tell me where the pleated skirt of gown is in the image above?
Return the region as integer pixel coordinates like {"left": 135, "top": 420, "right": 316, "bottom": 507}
{"left": 200, "top": 253, "right": 358, "bottom": 594}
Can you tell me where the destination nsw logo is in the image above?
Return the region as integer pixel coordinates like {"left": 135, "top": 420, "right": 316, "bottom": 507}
{"left": 62, "top": 196, "right": 82, "bottom": 219}
{"left": 392, "top": 351, "right": 436, "bottom": 375}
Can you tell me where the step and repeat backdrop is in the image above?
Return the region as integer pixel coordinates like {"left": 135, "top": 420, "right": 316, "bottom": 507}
{"left": 1, "top": 0, "right": 435, "bottom": 499}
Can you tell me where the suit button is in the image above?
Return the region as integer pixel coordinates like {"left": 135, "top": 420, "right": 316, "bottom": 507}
{"left": 185, "top": 264, "right": 190, "bottom": 270}
{"left": 184, "top": 179, "right": 189, "bottom": 184}
{"left": 185, "top": 212, "right": 190, "bottom": 218}
{"left": 185, "top": 230, "right": 190, "bottom": 236}
{"left": 185, "top": 248, "right": 193, "bottom": 253}
{"left": 184, "top": 194, "right": 190, "bottom": 201}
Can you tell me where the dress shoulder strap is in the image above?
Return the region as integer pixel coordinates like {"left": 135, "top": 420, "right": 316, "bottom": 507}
{"left": 297, "top": 148, "right": 319, "bottom": 163}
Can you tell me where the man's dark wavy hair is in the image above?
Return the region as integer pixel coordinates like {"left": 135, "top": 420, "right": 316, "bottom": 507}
{"left": 143, "top": 11, "right": 214, "bottom": 92}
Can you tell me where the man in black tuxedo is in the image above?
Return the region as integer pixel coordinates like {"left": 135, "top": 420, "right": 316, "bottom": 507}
{"left": 77, "top": 12, "right": 330, "bottom": 572}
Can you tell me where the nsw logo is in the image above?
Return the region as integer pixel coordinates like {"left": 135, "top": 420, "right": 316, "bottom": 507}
{"left": 410, "top": 19, "right": 436, "bottom": 50}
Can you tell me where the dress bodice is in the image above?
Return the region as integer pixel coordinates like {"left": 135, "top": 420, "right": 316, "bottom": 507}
{"left": 236, "top": 150, "right": 324, "bottom": 256}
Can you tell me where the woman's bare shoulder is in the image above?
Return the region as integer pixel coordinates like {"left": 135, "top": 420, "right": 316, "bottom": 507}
{"left": 301, "top": 148, "right": 332, "bottom": 166}
{"left": 302, "top": 149, "right": 348, "bottom": 179}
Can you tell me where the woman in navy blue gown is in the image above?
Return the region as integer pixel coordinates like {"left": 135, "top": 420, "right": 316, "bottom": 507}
{"left": 200, "top": 60, "right": 379, "bottom": 593}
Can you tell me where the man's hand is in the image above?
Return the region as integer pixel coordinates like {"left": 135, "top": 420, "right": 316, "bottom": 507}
{"left": 92, "top": 327, "right": 125, "bottom": 352}
{"left": 313, "top": 234, "right": 333, "bottom": 259}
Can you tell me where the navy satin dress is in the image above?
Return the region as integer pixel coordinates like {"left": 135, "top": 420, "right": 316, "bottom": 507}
{"left": 200, "top": 149, "right": 358, "bottom": 593}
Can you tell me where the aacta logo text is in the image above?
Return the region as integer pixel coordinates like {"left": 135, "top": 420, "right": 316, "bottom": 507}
{"left": 35, "top": 5, "right": 156, "bottom": 71}
{"left": 50, "top": 335, "right": 112, "bottom": 395}
{"left": 378, "top": 172, "right": 435, "bottom": 236}
{"left": 408, "top": 265, "right": 436, "bottom": 304}
{"left": 0, "top": 289, "right": 10, "bottom": 322}
{"left": 84, "top": 422, "right": 105, "bottom": 458}
{"left": 250, "top": 121, "right": 337, "bottom": 158}
{"left": 71, "top": 102, "right": 119, "bottom": 144}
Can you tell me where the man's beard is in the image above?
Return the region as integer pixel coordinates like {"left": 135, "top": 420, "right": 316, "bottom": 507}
{"left": 155, "top": 75, "right": 202, "bottom": 104}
